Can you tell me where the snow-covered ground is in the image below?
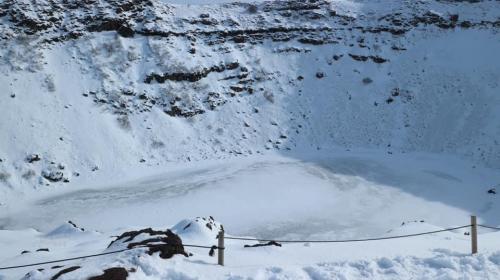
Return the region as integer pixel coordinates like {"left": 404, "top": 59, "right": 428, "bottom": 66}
{"left": 3, "top": 218, "right": 500, "bottom": 279}
{"left": 1, "top": 0, "right": 500, "bottom": 278}
{"left": 1, "top": 151, "right": 500, "bottom": 279}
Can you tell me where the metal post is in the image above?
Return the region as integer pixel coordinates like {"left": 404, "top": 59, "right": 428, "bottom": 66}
{"left": 471, "top": 215, "right": 478, "bottom": 255}
{"left": 218, "top": 229, "right": 224, "bottom": 266}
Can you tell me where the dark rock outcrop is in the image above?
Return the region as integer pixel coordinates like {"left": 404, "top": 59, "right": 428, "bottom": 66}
{"left": 88, "top": 267, "right": 129, "bottom": 280}
{"left": 41, "top": 169, "right": 64, "bottom": 182}
{"left": 26, "top": 154, "right": 41, "bottom": 163}
{"left": 108, "top": 228, "right": 189, "bottom": 259}
{"left": 145, "top": 62, "right": 239, "bottom": 83}
{"left": 50, "top": 266, "right": 81, "bottom": 280}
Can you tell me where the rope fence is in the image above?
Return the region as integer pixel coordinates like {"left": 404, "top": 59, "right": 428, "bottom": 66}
{"left": 1, "top": 216, "right": 499, "bottom": 270}
{"left": 0, "top": 248, "right": 132, "bottom": 270}
{"left": 224, "top": 225, "right": 471, "bottom": 243}
{"left": 478, "top": 224, "right": 500, "bottom": 230}
{"left": 0, "top": 244, "right": 220, "bottom": 271}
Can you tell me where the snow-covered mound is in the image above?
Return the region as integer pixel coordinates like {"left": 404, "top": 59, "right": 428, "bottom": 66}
{"left": 0, "top": 0, "right": 499, "bottom": 197}
{"left": 45, "top": 221, "right": 85, "bottom": 238}
{"left": 171, "top": 216, "right": 223, "bottom": 243}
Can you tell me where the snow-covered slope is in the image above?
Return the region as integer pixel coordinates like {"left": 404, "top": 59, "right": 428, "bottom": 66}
{"left": 0, "top": 0, "right": 499, "bottom": 198}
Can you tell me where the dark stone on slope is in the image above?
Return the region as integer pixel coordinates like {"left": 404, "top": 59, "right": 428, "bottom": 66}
{"left": 370, "top": 56, "right": 388, "bottom": 63}
{"left": 230, "top": 86, "right": 245, "bottom": 92}
{"left": 391, "top": 45, "right": 407, "bottom": 51}
{"left": 26, "top": 154, "right": 41, "bottom": 163}
{"left": 50, "top": 266, "right": 81, "bottom": 280}
{"left": 88, "top": 267, "right": 129, "bottom": 280}
{"left": 42, "top": 169, "right": 64, "bottom": 182}
{"left": 109, "top": 228, "right": 188, "bottom": 259}
{"left": 204, "top": 92, "right": 227, "bottom": 110}
{"left": 333, "top": 54, "right": 343, "bottom": 61}
{"left": 391, "top": 88, "right": 400, "bottom": 97}
{"left": 189, "top": 17, "right": 219, "bottom": 26}
{"left": 233, "top": 35, "right": 246, "bottom": 43}
{"left": 109, "top": 228, "right": 171, "bottom": 245}
{"left": 460, "top": 21, "right": 472, "bottom": 28}
{"left": 17, "top": 18, "right": 53, "bottom": 34}
{"left": 68, "top": 220, "right": 85, "bottom": 231}
{"left": 298, "top": 37, "right": 326, "bottom": 45}
{"left": 349, "top": 54, "right": 388, "bottom": 63}
{"left": 349, "top": 54, "right": 369, "bottom": 62}
{"left": 362, "top": 77, "right": 373, "bottom": 84}
{"left": 145, "top": 62, "right": 239, "bottom": 83}
{"left": 165, "top": 106, "right": 205, "bottom": 118}
{"left": 116, "top": 25, "right": 134, "bottom": 37}
{"left": 87, "top": 19, "right": 134, "bottom": 37}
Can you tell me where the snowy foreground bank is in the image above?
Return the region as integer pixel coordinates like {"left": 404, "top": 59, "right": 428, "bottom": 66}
{"left": 1, "top": 152, "right": 500, "bottom": 279}
{"left": 1, "top": 216, "right": 500, "bottom": 279}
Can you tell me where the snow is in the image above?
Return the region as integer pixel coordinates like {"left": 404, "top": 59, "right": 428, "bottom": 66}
{"left": 2, "top": 214, "right": 500, "bottom": 279}
{"left": 1, "top": 151, "right": 500, "bottom": 279}
{"left": 171, "top": 217, "right": 222, "bottom": 244}
{"left": 0, "top": 0, "right": 499, "bottom": 278}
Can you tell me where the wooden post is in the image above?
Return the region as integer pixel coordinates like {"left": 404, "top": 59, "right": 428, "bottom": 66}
{"left": 218, "top": 229, "right": 224, "bottom": 266}
{"left": 471, "top": 215, "right": 478, "bottom": 255}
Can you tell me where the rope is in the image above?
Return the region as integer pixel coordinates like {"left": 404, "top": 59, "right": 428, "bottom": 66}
{"left": 0, "top": 248, "right": 132, "bottom": 270}
{"left": 183, "top": 244, "right": 221, "bottom": 249}
{"left": 478, "top": 224, "right": 500, "bottom": 230}
{"left": 0, "top": 244, "right": 221, "bottom": 271}
{"left": 224, "top": 225, "right": 471, "bottom": 243}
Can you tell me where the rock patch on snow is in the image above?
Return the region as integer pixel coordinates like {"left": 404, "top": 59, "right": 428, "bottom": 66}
{"left": 108, "top": 228, "right": 188, "bottom": 259}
